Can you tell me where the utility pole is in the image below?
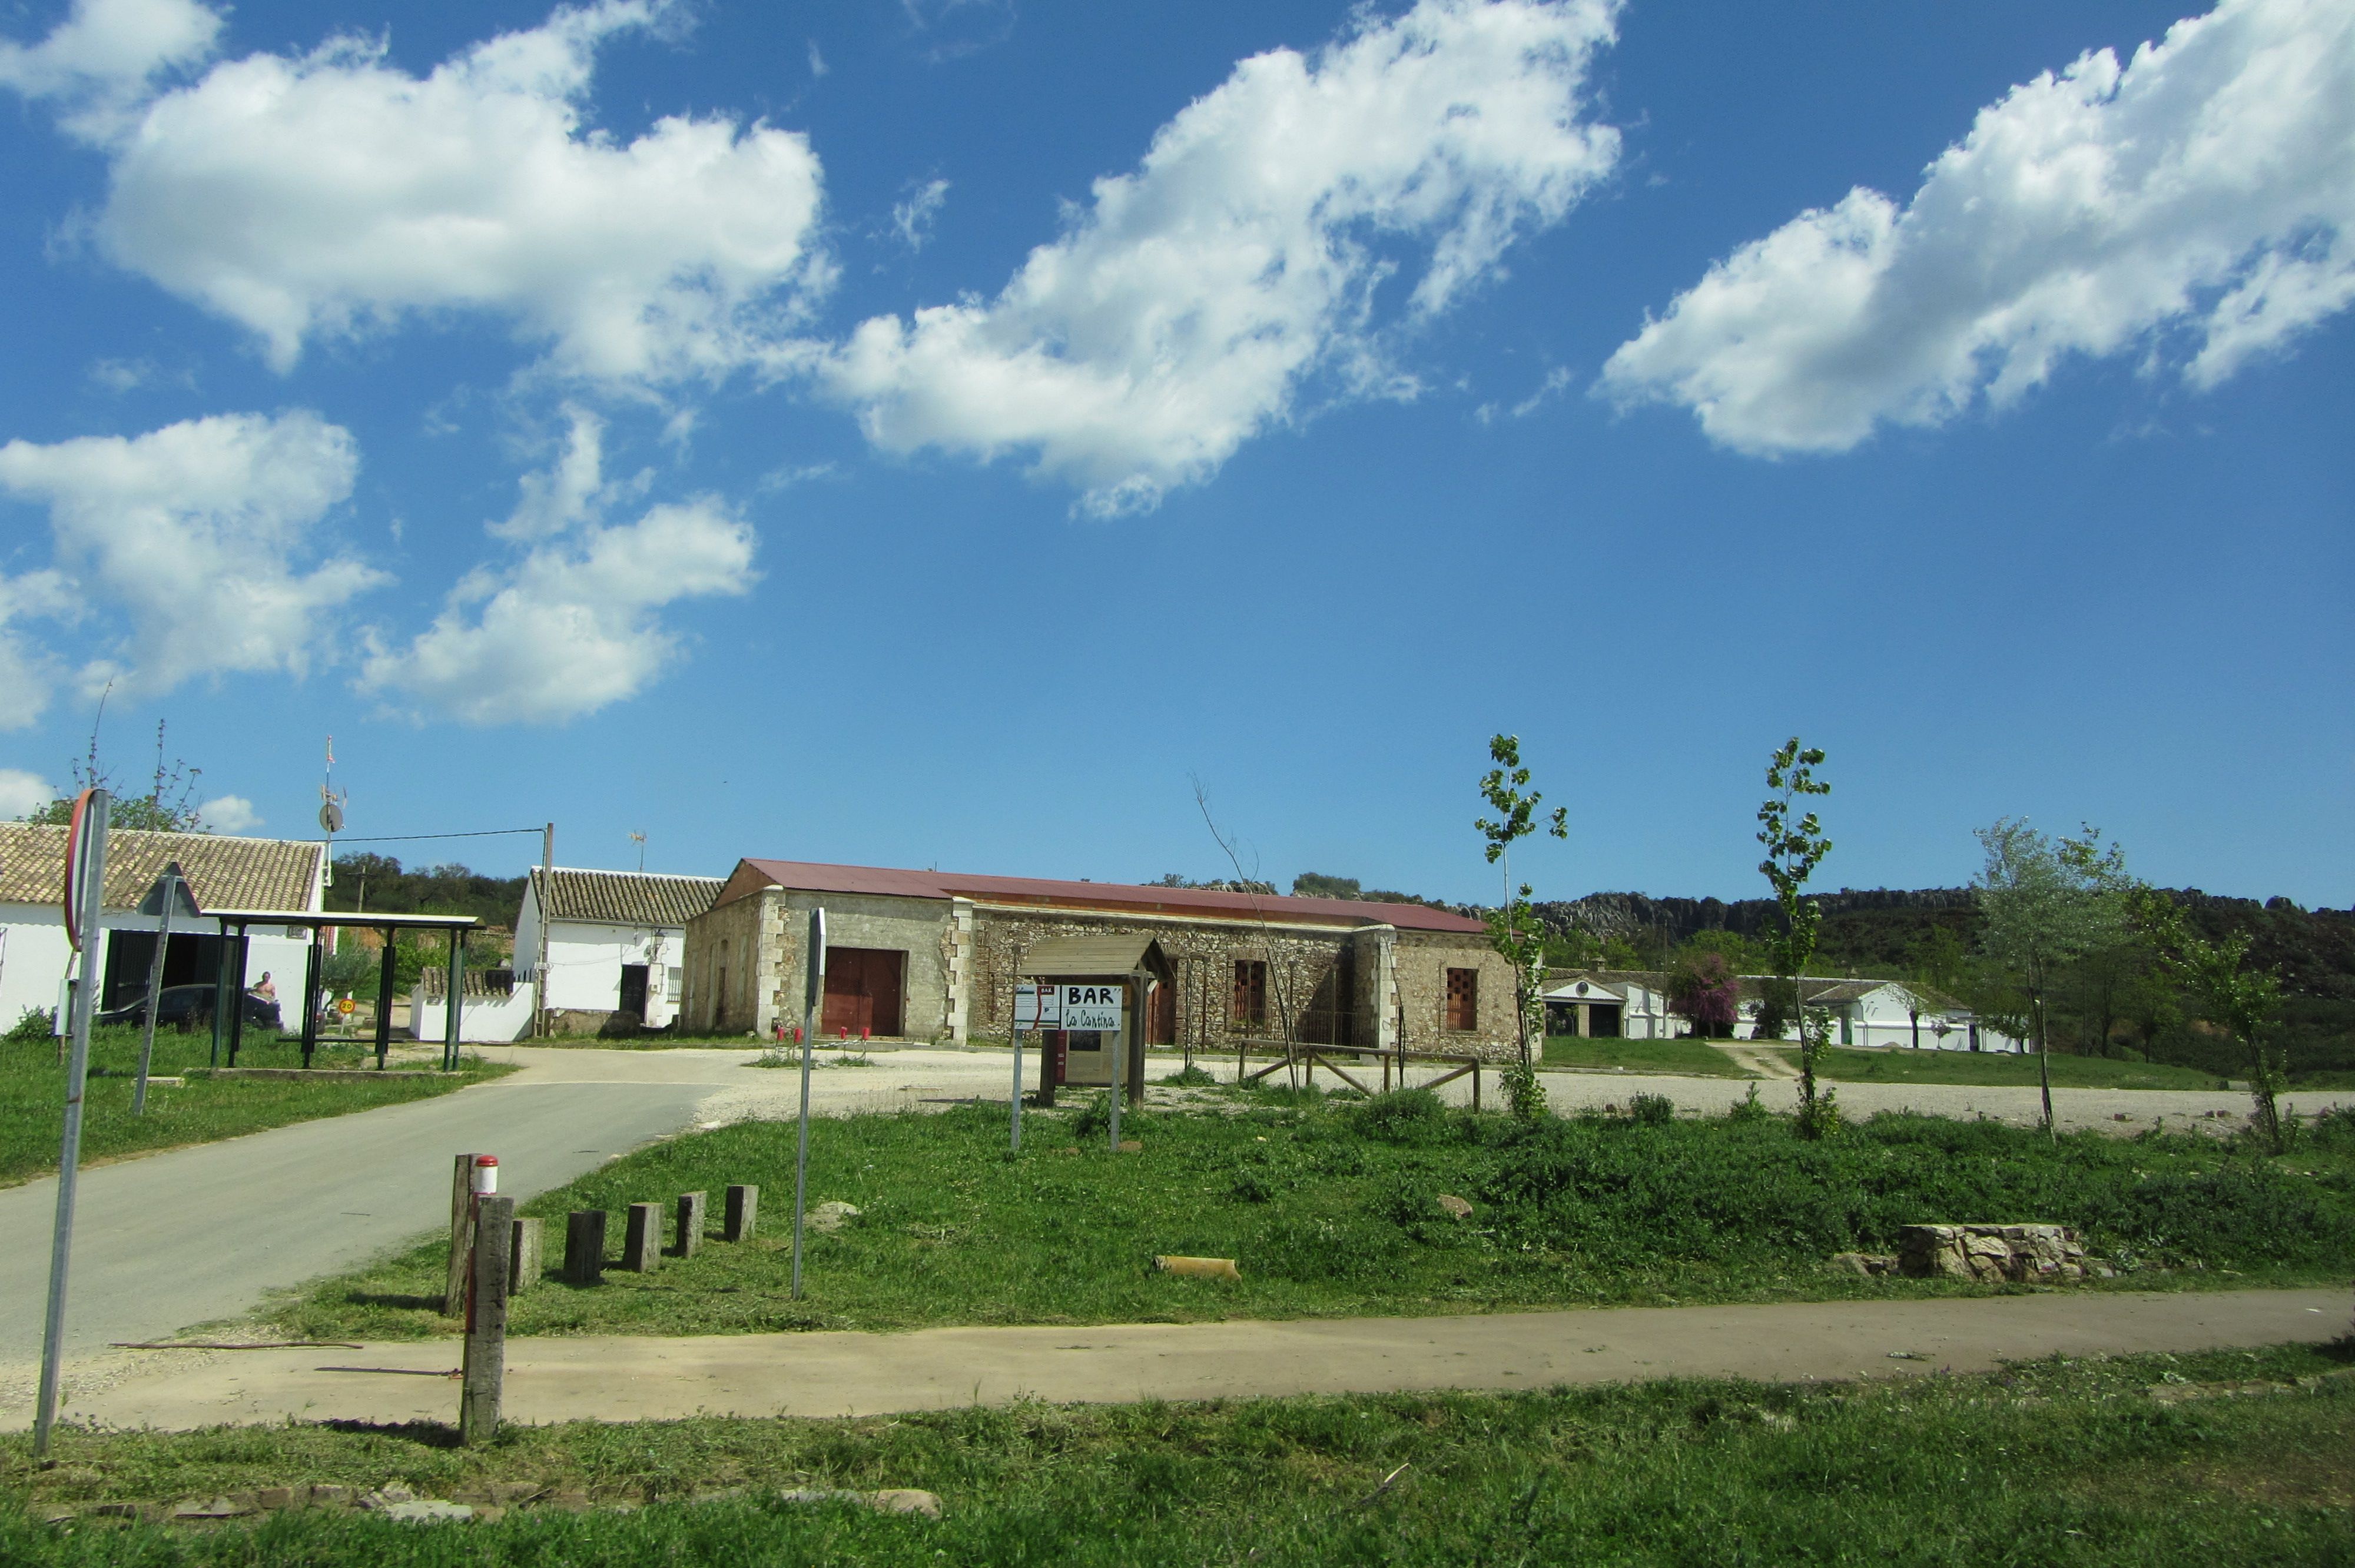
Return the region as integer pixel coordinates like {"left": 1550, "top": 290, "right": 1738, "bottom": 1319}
{"left": 535, "top": 823, "right": 554, "bottom": 1038}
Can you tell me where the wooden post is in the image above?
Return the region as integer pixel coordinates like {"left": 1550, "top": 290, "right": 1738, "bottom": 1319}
{"left": 298, "top": 929, "right": 320, "bottom": 1070}
{"left": 623, "top": 1202, "right": 660, "bottom": 1271}
{"left": 534, "top": 825, "right": 553, "bottom": 1038}
{"left": 563, "top": 1211, "right": 605, "bottom": 1285}
{"left": 226, "top": 923, "right": 252, "bottom": 1067}
{"left": 509, "top": 1216, "right": 542, "bottom": 1294}
{"left": 674, "top": 1191, "right": 706, "bottom": 1257}
{"left": 724, "top": 1184, "right": 758, "bottom": 1243}
{"left": 1472, "top": 1061, "right": 1481, "bottom": 1113}
{"left": 443, "top": 927, "right": 466, "bottom": 1072}
{"left": 443, "top": 1153, "right": 479, "bottom": 1315}
{"left": 460, "top": 1194, "right": 513, "bottom": 1446}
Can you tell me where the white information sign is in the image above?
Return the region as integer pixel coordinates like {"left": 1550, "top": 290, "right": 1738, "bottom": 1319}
{"left": 1057, "top": 984, "right": 1125, "bottom": 1033}
{"left": 1014, "top": 983, "right": 1060, "bottom": 1032}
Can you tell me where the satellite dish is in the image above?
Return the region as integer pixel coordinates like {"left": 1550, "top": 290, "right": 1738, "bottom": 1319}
{"left": 319, "top": 800, "right": 344, "bottom": 833}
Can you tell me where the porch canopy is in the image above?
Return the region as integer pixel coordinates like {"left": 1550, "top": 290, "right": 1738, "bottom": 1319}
{"left": 204, "top": 907, "right": 481, "bottom": 1072}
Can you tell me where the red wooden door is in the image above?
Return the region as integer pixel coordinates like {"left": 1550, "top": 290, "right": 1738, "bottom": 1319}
{"left": 823, "top": 948, "right": 904, "bottom": 1037}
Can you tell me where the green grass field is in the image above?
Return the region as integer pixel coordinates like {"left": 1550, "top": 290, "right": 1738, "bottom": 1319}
{"left": 7, "top": 1344, "right": 2350, "bottom": 1564}
{"left": 1780, "top": 1045, "right": 2228, "bottom": 1091}
{"left": 1542, "top": 1035, "right": 1756, "bottom": 1077}
{"left": 268, "top": 1088, "right": 2355, "bottom": 1343}
{"left": 0, "top": 1026, "right": 510, "bottom": 1187}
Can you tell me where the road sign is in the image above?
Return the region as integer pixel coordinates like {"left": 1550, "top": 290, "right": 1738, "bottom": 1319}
{"left": 62, "top": 789, "right": 102, "bottom": 951}
{"left": 1058, "top": 984, "right": 1125, "bottom": 1032}
{"left": 1013, "top": 983, "right": 1061, "bottom": 1032}
{"left": 338, "top": 995, "right": 355, "bottom": 1016}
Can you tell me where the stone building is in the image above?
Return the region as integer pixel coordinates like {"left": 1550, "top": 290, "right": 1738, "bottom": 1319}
{"left": 680, "top": 858, "right": 1517, "bottom": 1059}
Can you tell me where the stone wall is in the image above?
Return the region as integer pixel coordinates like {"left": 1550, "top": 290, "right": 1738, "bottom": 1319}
{"left": 1392, "top": 929, "right": 1521, "bottom": 1057}
{"left": 759, "top": 888, "right": 954, "bottom": 1039}
{"left": 681, "top": 892, "right": 769, "bottom": 1036}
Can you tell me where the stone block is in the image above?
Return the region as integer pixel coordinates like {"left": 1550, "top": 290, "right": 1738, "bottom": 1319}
{"left": 725, "top": 1184, "right": 758, "bottom": 1243}
{"left": 563, "top": 1211, "right": 606, "bottom": 1285}
{"left": 674, "top": 1191, "right": 706, "bottom": 1257}
{"left": 511, "top": 1217, "right": 543, "bottom": 1293}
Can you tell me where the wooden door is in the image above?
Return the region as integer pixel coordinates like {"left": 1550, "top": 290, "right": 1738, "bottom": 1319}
{"left": 1444, "top": 967, "right": 1478, "bottom": 1032}
{"left": 1149, "top": 978, "right": 1176, "bottom": 1045}
{"left": 823, "top": 948, "right": 905, "bottom": 1037}
{"left": 618, "top": 964, "right": 649, "bottom": 1019}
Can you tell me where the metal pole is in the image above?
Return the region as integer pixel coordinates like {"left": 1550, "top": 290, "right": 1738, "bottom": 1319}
{"left": 1109, "top": 977, "right": 1125, "bottom": 1152}
{"left": 226, "top": 924, "right": 250, "bottom": 1067}
{"left": 132, "top": 867, "right": 173, "bottom": 1116}
{"left": 535, "top": 824, "right": 553, "bottom": 1038}
{"left": 374, "top": 926, "right": 395, "bottom": 1070}
{"left": 1009, "top": 944, "right": 1023, "bottom": 1153}
{"left": 444, "top": 927, "right": 466, "bottom": 1071}
{"left": 791, "top": 908, "right": 825, "bottom": 1301}
{"left": 35, "top": 789, "right": 108, "bottom": 1461}
{"left": 299, "top": 929, "right": 320, "bottom": 1068}
{"left": 208, "top": 930, "right": 230, "bottom": 1068}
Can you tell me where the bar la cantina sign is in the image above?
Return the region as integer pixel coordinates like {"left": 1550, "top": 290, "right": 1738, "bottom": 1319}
{"left": 1016, "top": 983, "right": 1125, "bottom": 1033}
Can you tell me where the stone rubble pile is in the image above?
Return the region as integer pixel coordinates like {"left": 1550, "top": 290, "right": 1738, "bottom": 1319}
{"left": 1896, "top": 1224, "right": 2114, "bottom": 1282}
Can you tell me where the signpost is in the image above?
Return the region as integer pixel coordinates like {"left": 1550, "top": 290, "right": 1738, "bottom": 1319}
{"left": 131, "top": 865, "right": 197, "bottom": 1116}
{"left": 35, "top": 788, "right": 109, "bottom": 1461}
{"left": 791, "top": 908, "right": 825, "bottom": 1301}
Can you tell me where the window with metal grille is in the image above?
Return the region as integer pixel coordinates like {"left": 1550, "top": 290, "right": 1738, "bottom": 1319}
{"left": 1444, "top": 967, "right": 1478, "bottom": 1032}
{"left": 1232, "top": 959, "right": 1268, "bottom": 1028}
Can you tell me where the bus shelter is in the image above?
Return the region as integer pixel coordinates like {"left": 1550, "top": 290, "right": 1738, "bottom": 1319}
{"left": 1017, "top": 935, "right": 1173, "bottom": 1106}
{"left": 205, "top": 908, "right": 483, "bottom": 1072}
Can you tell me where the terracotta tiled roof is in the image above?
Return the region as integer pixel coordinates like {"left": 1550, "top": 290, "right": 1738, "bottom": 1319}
{"left": 0, "top": 822, "right": 323, "bottom": 913}
{"left": 532, "top": 868, "right": 723, "bottom": 929}
{"left": 726, "top": 858, "right": 1488, "bottom": 935}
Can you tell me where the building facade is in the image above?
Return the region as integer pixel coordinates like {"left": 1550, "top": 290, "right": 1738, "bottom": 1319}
{"left": 0, "top": 822, "right": 324, "bottom": 1030}
{"left": 514, "top": 868, "right": 724, "bottom": 1034}
{"left": 682, "top": 859, "right": 1520, "bottom": 1058}
{"left": 1543, "top": 968, "right": 2024, "bottom": 1052}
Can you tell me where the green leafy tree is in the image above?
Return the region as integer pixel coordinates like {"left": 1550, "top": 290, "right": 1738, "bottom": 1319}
{"left": 2138, "top": 893, "right": 2289, "bottom": 1150}
{"left": 1972, "top": 819, "right": 2130, "bottom": 1141}
{"left": 1757, "top": 738, "right": 1835, "bottom": 1134}
{"left": 1477, "top": 734, "right": 1567, "bottom": 1118}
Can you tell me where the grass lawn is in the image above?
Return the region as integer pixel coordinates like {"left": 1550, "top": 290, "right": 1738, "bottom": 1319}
{"left": 268, "top": 1088, "right": 2355, "bottom": 1343}
{"left": 0, "top": 1025, "right": 512, "bottom": 1188}
{"left": 1542, "top": 1034, "right": 1756, "bottom": 1077}
{"left": 1779, "top": 1045, "right": 2231, "bottom": 1091}
{"left": 6, "top": 1344, "right": 2351, "bottom": 1564}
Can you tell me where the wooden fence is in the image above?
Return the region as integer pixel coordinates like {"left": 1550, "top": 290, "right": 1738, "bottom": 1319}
{"left": 1229, "top": 1038, "right": 1488, "bottom": 1111}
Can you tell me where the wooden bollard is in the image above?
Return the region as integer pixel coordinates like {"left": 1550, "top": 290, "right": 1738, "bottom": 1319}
{"left": 1155, "top": 1255, "right": 1242, "bottom": 1280}
{"left": 623, "top": 1202, "right": 661, "bottom": 1271}
{"left": 510, "top": 1216, "right": 543, "bottom": 1294}
{"left": 674, "top": 1191, "right": 706, "bottom": 1258}
{"left": 443, "top": 1152, "right": 479, "bottom": 1315}
{"left": 724, "top": 1184, "right": 758, "bottom": 1243}
{"left": 460, "top": 1194, "right": 513, "bottom": 1445}
{"left": 563, "top": 1210, "right": 606, "bottom": 1285}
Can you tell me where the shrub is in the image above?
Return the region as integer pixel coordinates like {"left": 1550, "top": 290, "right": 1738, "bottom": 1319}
{"left": 1350, "top": 1087, "right": 1448, "bottom": 1144}
{"left": 1725, "top": 1084, "right": 1768, "bottom": 1122}
{"left": 1628, "top": 1093, "right": 1674, "bottom": 1125}
{"left": 6, "top": 1006, "right": 54, "bottom": 1044}
{"left": 1070, "top": 1092, "right": 1115, "bottom": 1141}
{"left": 1160, "top": 1064, "right": 1218, "bottom": 1087}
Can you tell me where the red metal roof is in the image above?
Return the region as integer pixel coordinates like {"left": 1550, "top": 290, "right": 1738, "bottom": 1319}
{"left": 731, "top": 858, "right": 1485, "bottom": 934}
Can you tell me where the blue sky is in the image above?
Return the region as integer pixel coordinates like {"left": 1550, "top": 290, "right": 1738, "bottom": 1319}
{"left": 0, "top": 0, "right": 2348, "bottom": 908}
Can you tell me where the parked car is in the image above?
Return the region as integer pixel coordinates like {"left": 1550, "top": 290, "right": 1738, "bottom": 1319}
{"left": 96, "top": 985, "right": 281, "bottom": 1032}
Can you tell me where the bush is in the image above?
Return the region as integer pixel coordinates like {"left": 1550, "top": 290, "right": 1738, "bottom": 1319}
{"left": 1725, "top": 1084, "right": 1768, "bottom": 1122}
{"left": 1628, "top": 1093, "right": 1674, "bottom": 1125}
{"left": 1160, "top": 1064, "right": 1218, "bottom": 1087}
{"left": 1070, "top": 1092, "right": 1115, "bottom": 1141}
{"left": 1350, "top": 1087, "right": 1448, "bottom": 1144}
{"left": 6, "top": 1006, "right": 54, "bottom": 1044}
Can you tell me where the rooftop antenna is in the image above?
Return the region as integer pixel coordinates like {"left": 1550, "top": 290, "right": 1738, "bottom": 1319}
{"left": 629, "top": 830, "right": 646, "bottom": 873}
{"left": 318, "top": 735, "right": 346, "bottom": 884}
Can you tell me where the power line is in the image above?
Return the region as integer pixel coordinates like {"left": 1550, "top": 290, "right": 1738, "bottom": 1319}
{"left": 320, "top": 829, "right": 539, "bottom": 843}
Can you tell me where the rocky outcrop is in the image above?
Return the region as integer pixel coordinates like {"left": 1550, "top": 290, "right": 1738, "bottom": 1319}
{"left": 1896, "top": 1224, "right": 2114, "bottom": 1282}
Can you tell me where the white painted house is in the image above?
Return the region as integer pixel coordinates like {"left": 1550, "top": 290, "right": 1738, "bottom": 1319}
{"left": 1543, "top": 968, "right": 2025, "bottom": 1052}
{"left": 0, "top": 822, "right": 324, "bottom": 1031}
{"left": 513, "top": 867, "right": 722, "bottom": 1035}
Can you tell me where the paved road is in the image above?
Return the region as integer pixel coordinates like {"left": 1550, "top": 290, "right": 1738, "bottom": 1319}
{"left": 4, "top": 1044, "right": 2346, "bottom": 1420}
{"left": 41, "top": 1287, "right": 2349, "bottom": 1431}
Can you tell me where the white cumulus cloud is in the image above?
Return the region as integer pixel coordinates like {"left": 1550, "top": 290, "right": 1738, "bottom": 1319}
{"left": 0, "top": 0, "right": 219, "bottom": 138}
{"left": 1598, "top": 0, "right": 2355, "bottom": 454}
{"left": 826, "top": 0, "right": 1621, "bottom": 514}
{"left": 0, "top": 411, "right": 383, "bottom": 700}
{"left": 59, "top": 0, "right": 828, "bottom": 384}
{"left": 0, "top": 570, "right": 73, "bottom": 729}
{"left": 363, "top": 413, "right": 755, "bottom": 723}
{"left": 197, "top": 792, "right": 260, "bottom": 831}
{"left": 0, "top": 768, "right": 61, "bottom": 819}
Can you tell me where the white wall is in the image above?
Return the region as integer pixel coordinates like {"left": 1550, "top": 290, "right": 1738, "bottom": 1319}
{"left": 409, "top": 981, "right": 536, "bottom": 1043}
{"left": 0, "top": 905, "right": 313, "bottom": 1030}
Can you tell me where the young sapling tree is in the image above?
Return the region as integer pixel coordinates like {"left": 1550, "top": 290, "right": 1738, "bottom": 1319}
{"left": 1757, "top": 739, "right": 1834, "bottom": 1135}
